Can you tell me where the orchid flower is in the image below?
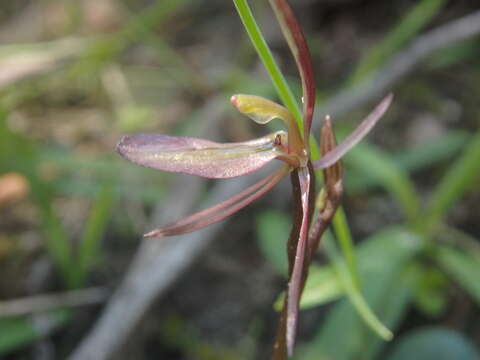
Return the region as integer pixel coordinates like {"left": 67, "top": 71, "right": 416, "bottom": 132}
{"left": 116, "top": 0, "right": 392, "bottom": 358}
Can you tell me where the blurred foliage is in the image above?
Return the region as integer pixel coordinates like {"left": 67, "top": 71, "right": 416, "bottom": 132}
{"left": 386, "top": 327, "right": 479, "bottom": 360}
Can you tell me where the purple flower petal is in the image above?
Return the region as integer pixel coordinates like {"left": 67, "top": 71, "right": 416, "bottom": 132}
{"left": 116, "top": 131, "right": 288, "bottom": 179}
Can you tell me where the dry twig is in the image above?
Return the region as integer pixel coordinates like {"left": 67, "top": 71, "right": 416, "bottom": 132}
{"left": 0, "top": 287, "right": 108, "bottom": 318}
{"left": 70, "top": 97, "right": 247, "bottom": 360}
{"left": 314, "top": 9, "right": 480, "bottom": 123}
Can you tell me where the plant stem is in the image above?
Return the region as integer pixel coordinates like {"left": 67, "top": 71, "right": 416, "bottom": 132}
{"left": 233, "top": 0, "right": 365, "bottom": 325}
{"left": 233, "top": 0, "right": 304, "bottom": 134}
{"left": 333, "top": 207, "right": 360, "bottom": 289}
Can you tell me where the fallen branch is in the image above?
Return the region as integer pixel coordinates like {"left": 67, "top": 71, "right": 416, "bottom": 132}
{"left": 69, "top": 97, "right": 246, "bottom": 360}
{"left": 314, "top": 9, "right": 480, "bottom": 123}
{"left": 0, "top": 287, "right": 108, "bottom": 318}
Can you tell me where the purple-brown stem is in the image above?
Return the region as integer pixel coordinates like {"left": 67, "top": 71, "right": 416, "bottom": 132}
{"left": 269, "top": 0, "right": 316, "bottom": 141}
{"left": 272, "top": 163, "right": 315, "bottom": 360}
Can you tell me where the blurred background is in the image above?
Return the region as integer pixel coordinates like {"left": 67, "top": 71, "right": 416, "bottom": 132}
{"left": 0, "top": 0, "right": 479, "bottom": 359}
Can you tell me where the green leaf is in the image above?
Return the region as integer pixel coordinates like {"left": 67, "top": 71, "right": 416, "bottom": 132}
{"left": 344, "top": 143, "right": 420, "bottom": 225}
{"left": 37, "top": 197, "right": 75, "bottom": 288}
{"left": 256, "top": 210, "right": 290, "bottom": 274}
{"left": 0, "top": 311, "right": 70, "bottom": 355}
{"left": 299, "top": 264, "right": 344, "bottom": 309}
{"left": 411, "top": 265, "right": 448, "bottom": 317}
{"left": 299, "top": 227, "right": 422, "bottom": 360}
{"left": 232, "top": 0, "right": 321, "bottom": 158}
{"left": 428, "top": 38, "right": 480, "bottom": 70}
{"left": 0, "top": 111, "right": 75, "bottom": 287}
{"left": 435, "top": 245, "right": 480, "bottom": 305}
{"left": 332, "top": 208, "right": 360, "bottom": 289}
{"left": 232, "top": 0, "right": 303, "bottom": 131}
{"left": 425, "top": 131, "right": 480, "bottom": 232}
{"left": 346, "top": 131, "right": 469, "bottom": 193}
{"left": 274, "top": 262, "right": 344, "bottom": 311}
{"left": 386, "top": 327, "right": 479, "bottom": 360}
{"left": 323, "top": 234, "right": 393, "bottom": 342}
{"left": 273, "top": 229, "right": 344, "bottom": 311}
{"left": 71, "top": 186, "right": 114, "bottom": 288}
{"left": 71, "top": 0, "right": 192, "bottom": 76}
{"left": 349, "top": 0, "right": 447, "bottom": 84}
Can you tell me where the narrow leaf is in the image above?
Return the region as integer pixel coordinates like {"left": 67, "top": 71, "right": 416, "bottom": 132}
{"left": 324, "top": 233, "right": 393, "bottom": 341}
{"left": 256, "top": 210, "right": 291, "bottom": 274}
{"left": 0, "top": 310, "right": 70, "bottom": 356}
{"left": 386, "top": 327, "right": 479, "bottom": 360}
{"left": 349, "top": 0, "right": 447, "bottom": 85}
{"left": 436, "top": 245, "right": 480, "bottom": 305}
{"left": 345, "top": 130, "right": 469, "bottom": 193}
{"left": 424, "top": 131, "right": 480, "bottom": 232}
{"left": 332, "top": 208, "right": 360, "bottom": 290}
{"left": 73, "top": 186, "right": 114, "bottom": 287}
{"left": 232, "top": 0, "right": 304, "bottom": 133}
{"left": 116, "top": 131, "right": 287, "bottom": 179}
{"left": 344, "top": 142, "right": 420, "bottom": 226}
{"left": 300, "top": 227, "right": 421, "bottom": 360}
{"left": 313, "top": 94, "right": 393, "bottom": 170}
{"left": 297, "top": 264, "right": 344, "bottom": 309}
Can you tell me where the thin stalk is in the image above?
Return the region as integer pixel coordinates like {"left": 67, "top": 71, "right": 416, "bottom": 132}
{"left": 233, "top": 0, "right": 303, "bottom": 134}
{"left": 232, "top": 0, "right": 391, "bottom": 344}
{"left": 233, "top": 0, "right": 359, "bottom": 300}
{"left": 332, "top": 207, "right": 360, "bottom": 289}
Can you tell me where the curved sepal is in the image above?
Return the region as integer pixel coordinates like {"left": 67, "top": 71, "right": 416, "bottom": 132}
{"left": 313, "top": 93, "right": 393, "bottom": 170}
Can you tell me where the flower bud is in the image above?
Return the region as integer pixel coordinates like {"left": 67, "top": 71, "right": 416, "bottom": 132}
{"left": 320, "top": 115, "right": 343, "bottom": 200}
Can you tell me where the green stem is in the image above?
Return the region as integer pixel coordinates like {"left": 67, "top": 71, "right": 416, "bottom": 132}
{"left": 233, "top": 0, "right": 303, "bottom": 134}
{"left": 233, "top": 0, "right": 360, "bottom": 304}
{"left": 333, "top": 207, "right": 361, "bottom": 289}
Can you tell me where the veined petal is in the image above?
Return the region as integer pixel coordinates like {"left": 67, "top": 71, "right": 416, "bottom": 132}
{"left": 313, "top": 93, "right": 393, "bottom": 170}
{"left": 116, "top": 131, "right": 288, "bottom": 179}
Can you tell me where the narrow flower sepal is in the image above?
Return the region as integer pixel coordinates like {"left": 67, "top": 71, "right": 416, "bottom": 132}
{"left": 144, "top": 165, "right": 290, "bottom": 238}
{"left": 313, "top": 93, "right": 393, "bottom": 170}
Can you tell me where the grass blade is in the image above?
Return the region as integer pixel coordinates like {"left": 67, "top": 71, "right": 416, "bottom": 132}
{"left": 344, "top": 142, "right": 420, "bottom": 225}
{"left": 300, "top": 227, "right": 422, "bottom": 360}
{"left": 424, "top": 131, "right": 480, "bottom": 232}
{"left": 349, "top": 0, "right": 447, "bottom": 84}
{"left": 436, "top": 245, "right": 480, "bottom": 305}
{"left": 0, "top": 311, "right": 70, "bottom": 356}
{"left": 332, "top": 208, "right": 360, "bottom": 289}
{"left": 72, "top": 186, "right": 114, "bottom": 288}
{"left": 323, "top": 234, "right": 393, "bottom": 341}
{"left": 233, "top": 0, "right": 303, "bottom": 131}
